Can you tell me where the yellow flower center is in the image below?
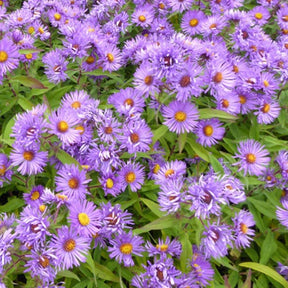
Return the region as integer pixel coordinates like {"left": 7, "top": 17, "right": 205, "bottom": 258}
{"left": 64, "top": 239, "right": 76, "bottom": 252}
{"left": 159, "top": 3, "right": 165, "bottom": 9}
{"left": 75, "top": 125, "right": 85, "bottom": 135}
{"left": 25, "top": 53, "right": 33, "bottom": 60}
{"left": 138, "top": 15, "right": 146, "bottom": 22}
{"left": 28, "top": 26, "right": 35, "bottom": 34}
{"left": 222, "top": 99, "right": 229, "bottom": 108}
{"left": 107, "top": 53, "right": 114, "bottom": 62}
{"left": 56, "top": 194, "right": 68, "bottom": 201}
{"left": 39, "top": 256, "right": 50, "bottom": 268}
{"left": 153, "top": 164, "right": 161, "bottom": 174}
{"left": 174, "top": 111, "right": 187, "bottom": 122}
{"left": 106, "top": 178, "right": 114, "bottom": 189}
{"left": 189, "top": 18, "right": 198, "bottom": 27}
{"left": 213, "top": 72, "right": 223, "bottom": 83}
{"left": 156, "top": 244, "right": 169, "bottom": 252}
{"left": 71, "top": 101, "right": 81, "bottom": 109}
{"left": 240, "top": 223, "right": 248, "bottom": 234}
{"left": 0, "top": 1, "right": 3, "bottom": 5}
{"left": 38, "top": 27, "right": 44, "bottom": 34}
{"left": 120, "top": 243, "right": 133, "bottom": 254}
{"left": 233, "top": 65, "right": 239, "bottom": 73}
{"left": 144, "top": 75, "right": 153, "bottom": 85}
{"left": 266, "top": 175, "right": 271, "bottom": 181}
{"left": 54, "top": 13, "right": 61, "bottom": 21}
{"left": 203, "top": 125, "right": 213, "bottom": 136}
{"left": 23, "top": 151, "right": 34, "bottom": 161}
{"left": 282, "top": 28, "right": 288, "bottom": 34}
{"left": 86, "top": 56, "right": 95, "bottom": 64}
{"left": 263, "top": 80, "right": 269, "bottom": 87}
{"left": 261, "top": 103, "right": 270, "bottom": 113}
{"left": 239, "top": 95, "right": 247, "bottom": 104}
{"left": 0, "top": 164, "right": 6, "bottom": 176}
{"left": 39, "top": 204, "right": 46, "bottom": 212}
{"left": 31, "top": 191, "right": 40, "bottom": 200}
{"left": 209, "top": 23, "right": 217, "bottom": 29}
{"left": 125, "top": 172, "right": 136, "bottom": 183}
{"left": 255, "top": 13, "right": 263, "bottom": 20}
{"left": 165, "top": 169, "right": 175, "bottom": 178}
{"left": 282, "top": 15, "right": 288, "bottom": 22}
{"left": 68, "top": 178, "right": 79, "bottom": 189}
{"left": 124, "top": 98, "right": 134, "bottom": 107}
{"left": 57, "top": 121, "right": 69, "bottom": 133}
{"left": 0, "top": 51, "right": 8, "bottom": 63}
{"left": 130, "top": 133, "right": 139, "bottom": 144}
{"left": 246, "top": 153, "right": 256, "bottom": 163}
{"left": 78, "top": 212, "right": 90, "bottom": 226}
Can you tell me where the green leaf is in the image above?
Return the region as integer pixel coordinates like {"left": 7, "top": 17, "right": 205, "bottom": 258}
{"left": 11, "top": 76, "right": 48, "bottom": 89}
{"left": 209, "top": 154, "right": 224, "bottom": 173}
{"left": 178, "top": 132, "right": 187, "bottom": 154}
{"left": 239, "top": 262, "right": 288, "bottom": 288}
{"left": 140, "top": 198, "right": 164, "bottom": 218}
{"left": 0, "top": 198, "right": 24, "bottom": 212}
{"left": 18, "top": 48, "right": 43, "bottom": 54}
{"left": 180, "top": 233, "right": 192, "bottom": 272}
{"left": 56, "top": 149, "right": 82, "bottom": 168}
{"left": 0, "top": 95, "right": 17, "bottom": 116}
{"left": 83, "top": 69, "right": 124, "bottom": 84}
{"left": 186, "top": 136, "right": 210, "bottom": 162}
{"left": 57, "top": 270, "right": 80, "bottom": 282}
{"left": 199, "top": 108, "right": 238, "bottom": 121}
{"left": 85, "top": 252, "right": 120, "bottom": 283}
{"left": 133, "top": 215, "right": 179, "bottom": 235}
{"left": 247, "top": 198, "right": 276, "bottom": 219}
{"left": 152, "top": 125, "right": 169, "bottom": 145}
{"left": 260, "top": 229, "right": 277, "bottom": 265}
{"left": 18, "top": 95, "right": 34, "bottom": 110}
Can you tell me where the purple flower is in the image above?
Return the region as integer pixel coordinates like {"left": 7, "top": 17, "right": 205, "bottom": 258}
{"left": 221, "top": 175, "right": 246, "bottom": 204}
{"left": 181, "top": 10, "right": 206, "bottom": 36}
{"left": 99, "top": 172, "right": 122, "bottom": 197}
{"left": 108, "top": 231, "right": 144, "bottom": 267}
{"left": 98, "top": 45, "right": 123, "bottom": 72}
{"left": 195, "top": 118, "right": 225, "bottom": 147}
{"left": 42, "top": 49, "right": 68, "bottom": 83}
{"left": 234, "top": 139, "right": 270, "bottom": 176}
{"left": 168, "top": 0, "right": 194, "bottom": 12}
{"left": 254, "top": 98, "right": 280, "bottom": 124}
{"left": 0, "top": 153, "right": 12, "bottom": 187}
{"left": 50, "top": 226, "right": 90, "bottom": 270}
{"left": 10, "top": 144, "right": 48, "bottom": 176}
{"left": 119, "top": 161, "right": 145, "bottom": 192}
{"left": 131, "top": 4, "right": 154, "bottom": 28}
{"left": 55, "top": 164, "right": 91, "bottom": 200}
{"left": 162, "top": 100, "right": 199, "bottom": 134}
{"left": 0, "top": 228, "right": 15, "bottom": 274}
{"left": 119, "top": 119, "right": 153, "bottom": 154}
{"left": 232, "top": 210, "right": 255, "bottom": 249}
{"left": 23, "top": 185, "right": 44, "bottom": 207}
{"left": 146, "top": 237, "right": 182, "bottom": 257}
{"left": 69, "top": 200, "right": 101, "bottom": 237}
{"left": 0, "top": 36, "right": 19, "bottom": 77}
{"left": 277, "top": 200, "right": 288, "bottom": 229}
{"left": 200, "top": 223, "right": 234, "bottom": 259}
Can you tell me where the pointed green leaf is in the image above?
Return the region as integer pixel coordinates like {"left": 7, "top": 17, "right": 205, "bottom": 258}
{"left": 260, "top": 229, "right": 277, "bottom": 265}
{"left": 152, "top": 125, "right": 169, "bottom": 145}
{"left": 180, "top": 233, "right": 192, "bottom": 272}
{"left": 18, "top": 95, "right": 34, "bottom": 110}
{"left": 186, "top": 137, "right": 210, "bottom": 162}
{"left": 239, "top": 262, "right": 288, "bottom": 288}
{"left": 247, "top": 198, "right": 276, "bottom": 219}
{"left": 57, "top": 270, "right": 80, "bottom": 282}
{"left": 199, "top": 108, "right": 237, "bottom": 121}
{"left": 140, "top": 198, "right": 164, "bottom": 218}
{"left": 12, "top": 76, "right": 48, "bottom": 89}
{"left": 56, "top": 149, "right": 82, "bottom": 168}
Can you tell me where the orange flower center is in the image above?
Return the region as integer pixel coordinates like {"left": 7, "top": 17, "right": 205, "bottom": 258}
{"left": 125, "top": 172, "right": 136, "bottom": 183}
{"left": 120, "top": 243, "right": 133, "bottom": 254}
{"left": 0, "top": 51, "right": 8, "bottom": 63}
{"left": 240, "top": 223, "right": 248, "bottom": 234}
{"left": 106, "top": 178, "right": 114, "bottom": 188}
{"left": 222, "top": 99, "right": 229, "bottom": 108}
{"left": 54, "top": 13, "right": 61, "bottom": 21}
{"left": 246, "top": 153, "right": 256, "bottom": 163}
{"left": 31, "top": 191, "right": 40, "bottom": 200}
{"left": 124, "top": 98, "right": 134, "bottom": 107}
{"left": 213, "top": 72, "right": 223, "bottom": 83}
{"left": 165, "top": 169, "right": 175, "bottom": 178}
{"left": 180, "top": 75, "right": 191, "bottom": 87}
{"left": 239, "top": 95, "right": 247, "bottom": 104}
{"left": 261, "top": 103, "right": 270, "bottom": 113}
{"left": 105, "top": 126, "right": 113, "bottom": 134}
{"left": 156, "top": 244, "right": 169, "bottom": 252}
{"left": 130, "top": 133, "right": 139, "bottom": 143}
{"left": 189, "top": 19, "right": 198, "bottom": 27}
{"left": 144, "top": 75, "right": 153, "bottom": 85}
{"left": 57, "top": 121, "right": 69, "bottom": 133}
{"left": 138, "top": 15, "right": 146, "bottom": 22}
{"left": 23, "top": 151, "right": 34, "bottom": 161}
{"left": 107, "top": 53, "right": 114, "bottom": 62}
{"left": 174, "top": 111, "right": 187, "bottom": 122}
{"left": 153, "top": 164, "right": 161, "bottom": 174}
{"left": 25, "top": 53, "right": 33, "bottom": 60}
{"left": 39, "top": 256, "right": 50, "bottom": 268}
{"left": 68, "top": 178, "right": 79, "bottom": 189}
{"left": 203, "top": 125, "right": 213, "bottom": 136}
{"left": 71, "top": 101, "right": 81, "bottom": 109}
{"left": 254, "top": 13, "right": 263, "bottom": 20}
{"left": 64, "top": 239, "right": 76, "bottom": 252}
{"left": 86, "top": 56, "right": 95, "bottom": 64}
{"left": 0, "top": 164, "right": 6, "bottom": 176}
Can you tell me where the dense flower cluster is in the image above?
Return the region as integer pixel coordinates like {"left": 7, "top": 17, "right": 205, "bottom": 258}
{"left": 0, "top": 0, "right": 288, "bottom": 286}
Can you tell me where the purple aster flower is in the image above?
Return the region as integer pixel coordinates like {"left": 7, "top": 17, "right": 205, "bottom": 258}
{"left": 181, "top": 10, "right": 206, "bottom": 36}
{"left": 119, "top": 161, "right": 145, "bottom": 192}
{"left": 0, "top": 228, "right": 15, "bottom": 274}
{"left": 0, "top": 153, "right": 12, "bottom": 187}
{"left": 277, "top": 200, "right": 288, "bottom": 229}
{"left": 10, "top": 143, "right": 48, "bottom": 176}
{"left": 195, "top": 118, "right": 225, "bottom": 147}
{"left": 0, "top": 36, "right": 19, "bottom": 77}
{"left": 187, "top": 174, "right": 226, "bottom": 219}
{"left": 200, "top": 222, "right": 234, "bottom": 259}
{"left": 0, "top": 213, "right": 15, "bottom": 233}
{"left": 276, "top": 150, "right": 288, "bottom": 179}
{"left": 108, "top": 87, "right": 145, "bottom": 116}
{"left": 133, "top": 64, "right": 160, "bottom": 96}
{"left": 215, "top": 94, "right": 240, "bottom": 116}
{"left": 119, "top": 119, "right": 153, "bottom": 154}
{"left": 189, "top": 246, "right": 214, "bottom": 286}
{"left": 131, "top": 4, "right": 154, "bottom": 28}
{"left": 232, "top": 210, "right": 255, "bottom": 249}
{"left": 42, "top": 49, "right": 68, "bottom": 84}
{"left": 97, "top": 114, "right": 121, "bottom": 143}
{"left": 234, "top": 139, "right": 270, "bottom": 176}
{"left": 235, "top": 88, "right": 257, "bottom": 115}
{"left": 158, "top": 179, "right": 183, "bottom": 213}
{"left": 68, "top": 200, "right": 101, "bottom": 237}
{"left": 277, "top": 6, "right": 288, "bottom": 30}
{"left": 15, "top": 206, "right": 51, "bottom": 250}
{"left": 162, "top": 100, "right": 199, "bottom": 134}
{"left": 55, "top": 164, "right": 91, "bottom": 200}
{"left": 100, "top": 202, "right": 134, "bottom": 236}
{"left": 98, "top": 45, "right": 123, "bottom": 72}
{"left": 277, "top": 262, "right": 288, "bottom": 280}
{"left": 221, "top": 175, "right": 246, "bottom": 204}
{"left": 155, "top": 160, "right": 186, "bottom": 185}
{"left": 41, "top": 188, "right": 71, "bottom": 209}
{"left": 249, "top": 6, "right": 270, "bottom": 26}
{"left": 254, "top": 98, "right": 281, "bottom": 124}
{"left": 24, "top": 247, "right": 58, "bottom": 285}
{"left": 168, "top": 0, "right": 193, "bottom": 12}
{"left": 108, "top": 231, "right": 144, "bottom": 267}
{"left": 63, "top": 34, "right": 91, "bottom": 60}
{"left": 99, "top": 172, "right": 122, "bottom": 197}
{"left": 50, "top": 225, "right": 90, "bottom": 270}
{"left": 23, "top": 185, "right": 44, "bottom": 207}
{"left": 47, "top": 108, "right": 81, "bottom": 146}
{"left": 146, "top": 237, "right": 182, "bottom": 257}
{"left": 200, "top": 15, "right": 227, "bottom": 37}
